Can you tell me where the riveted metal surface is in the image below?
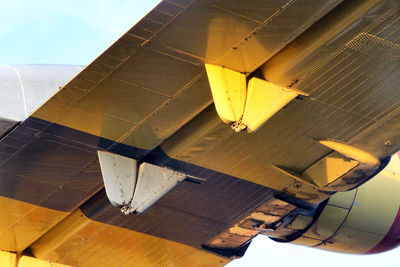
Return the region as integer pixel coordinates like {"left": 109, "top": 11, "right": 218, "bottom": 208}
{"left": 262, "top": 0, "right": 400, "bottom": 160}
{"left": 20, "top": 0, "right": 348, "bottom": 210}
{"left": 0, "top": 119, "right": 18, "bottom": 140}
{"left": 0, "top": 118, "right": 105, "bottom": 212}
{"left": 33, "top": 47, "right": 208, "bottom": 151}
{"left": 0, "top": 196, "right": 68, "bottom": 253}
{"left": 302, "top": 205, "right": 349, "bottom": 241}
{"left": 153, "top": 0, "right": 342, "bottom": 72}
{"left": 31, "top": 209, "right": 229, "bottom": 267}
{"left": 79, "top": 174, "right": 276, "bottom": 249}
{"left": 205, "top": 198, "right": 296, "bottom": 250}
{"left": 3, "top": 0, "right": 400, "bottom": 262}
{"left": 293, "top": 154, "right": 400, "bottom": 254}
{"left": 161, "top": 104, "right": 333, "bottom": 203}
{"left": 31, "top": 0, "right": 341, "bottom": 153}
{"left": 156, "top": 0, "right": 400, "bottom": 204}
{"left": 0, "top": 114, "right": 282, "bottom": 255}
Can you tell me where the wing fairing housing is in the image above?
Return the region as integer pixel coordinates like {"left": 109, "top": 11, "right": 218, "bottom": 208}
{"left": 205, "top": 64, "right": 305, "bottom": 133}
{"left": 97, "top": 151, "right": 186, "bottom": 214}
{"left": 97, "top": 151, "right": 137, "bottom": 207}
{"left": 291, "top": 153, "right": 400, "bottom": 254}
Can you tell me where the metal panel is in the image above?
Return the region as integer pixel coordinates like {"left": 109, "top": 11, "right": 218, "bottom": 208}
{"left": 31, "top": 210, "right": 229, "bottom": 267}
{"left": 0, "top": 251, "right": 16, "bottom": 267}
{"left": 303, "top": 205, "right": 349, "bottom": 241}
{"left": 163, "top": 98, "right": 377, "bottom": 181}
{"left": 318, "top": 226, "right": 383, "bottom": 253}
{"left": 113, "top": 49, "right": 202, "bottom": 96}
{"left": 154, "top": 0, "right": 400, "bottom": 203}
{"left": 131, "top": 162, "right": 186, "bottom": 213}
{"left": 0, "top": 65, "right": 82, "bottom": 121}
{"left": 153, "top": 0, "right": 342, "bottom": 72}
{"left": 161, "top": 104, "right": 333, "bottom": 203}
{"left": 153, "top": 1, "right": 259, "bottom": 65}
{"left": 2, "top": 0, "right": 383, "bottom": 262}
{"left": 0, "top": 114, "right": 279, "bottom": 255}
{"left": 261, "top": 0, "right": 400, "bottom": 159}
{"left": 0, "top": 196, "right": 67, "bottom": 252}
{"left": 0, "top": 65, "right": 26, "bottom": 121}
{"left": 18, "top": 0, "right": 345, "bottom": 217}
{"left": 0, "top": 117, "right": 105, "bottom": 212}
{"left": 214, "top": 0, "right": 343, "bottom": 72}
{"left": 297, "top": 154, "right": 400, "bottom": 253}
{"left": 206, "top": 198, "right": 296, "bottom": 250}
{"left": 0, "top": 118, "right": 18, "bottom": 139}
{"left": 31, "top": 0, "right": 341, "bottom": 155}
{"left": 326, "top": 189, "right": 356, "bottom": 210}
{"left": 18, "top": 256, "right": 70, "bottom": 267}
{"left": 293, "top": 236, "right": 321, "bottom": 247}
{"left": 80, "top": 175, "right": 276, "bottom": 248}
{"left": 97, "top": 151, "right": 137, "bottom": 207}
{"left": 343, "top": 169, "right": 400, "bottom": 236}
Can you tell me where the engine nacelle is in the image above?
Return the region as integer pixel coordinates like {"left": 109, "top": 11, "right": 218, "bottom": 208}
{"left": 290, "top": 153, "right": 400, "bottom": 254}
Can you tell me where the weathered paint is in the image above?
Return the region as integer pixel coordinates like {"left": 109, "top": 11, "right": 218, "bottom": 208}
{"left": 0, "top": 0, "right": 399, "bottom": 263}
{"left": 17, "top": 255, "right": 70, "bottom": 267}
{"left": 291, "top": 153, "right": 400, "bottom": 254}
{"left": 30, "top": 209, "right": 229, "bottom": 267}
{"left": 365, "top": 152, "right": 400, "bottom": 254}
{"left": 0, "top": 116, "right": 279, "bottom": 255}
{"left": 366, "top": 206, "right": 400, "bottom": 254}
{"left": 0, "top": 251, "right": 70, "bottom": 267}
{"left": 0, "top": 196, "right": 68, "bottom": 253}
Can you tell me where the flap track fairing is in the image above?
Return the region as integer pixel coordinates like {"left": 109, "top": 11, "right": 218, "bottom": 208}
{"left": 205, "top": 64, "right": 307, "bottom": 133}
{"left": 97, "top": 151, "right": 186, "bottom": 215}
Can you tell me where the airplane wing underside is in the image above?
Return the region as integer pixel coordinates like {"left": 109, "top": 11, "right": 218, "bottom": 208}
{"left": 1, "top": 0, "right": 400, "bottom": 266}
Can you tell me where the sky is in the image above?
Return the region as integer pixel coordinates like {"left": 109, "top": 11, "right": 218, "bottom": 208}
{"left": 0, "top": 0, "right": 159, "bottom": 65}
{"left": 0, "top": 1, "right": 399, "bottom": 266}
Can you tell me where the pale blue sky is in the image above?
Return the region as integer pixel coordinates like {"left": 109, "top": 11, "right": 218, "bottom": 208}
{"left": 0, "top": 0, "right": 159, "bottom": 65}
{"left": 0, "top": 1, "right": 399, "bottom": 266}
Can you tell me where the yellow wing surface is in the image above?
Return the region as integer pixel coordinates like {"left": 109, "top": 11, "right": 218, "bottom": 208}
{"left": 1, "top": 0, "right": 400, "bottom": 265}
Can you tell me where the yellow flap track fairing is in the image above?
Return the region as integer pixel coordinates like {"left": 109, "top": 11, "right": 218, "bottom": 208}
{"left": 205, "top": 64, "right": 307, "bottom": 133}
